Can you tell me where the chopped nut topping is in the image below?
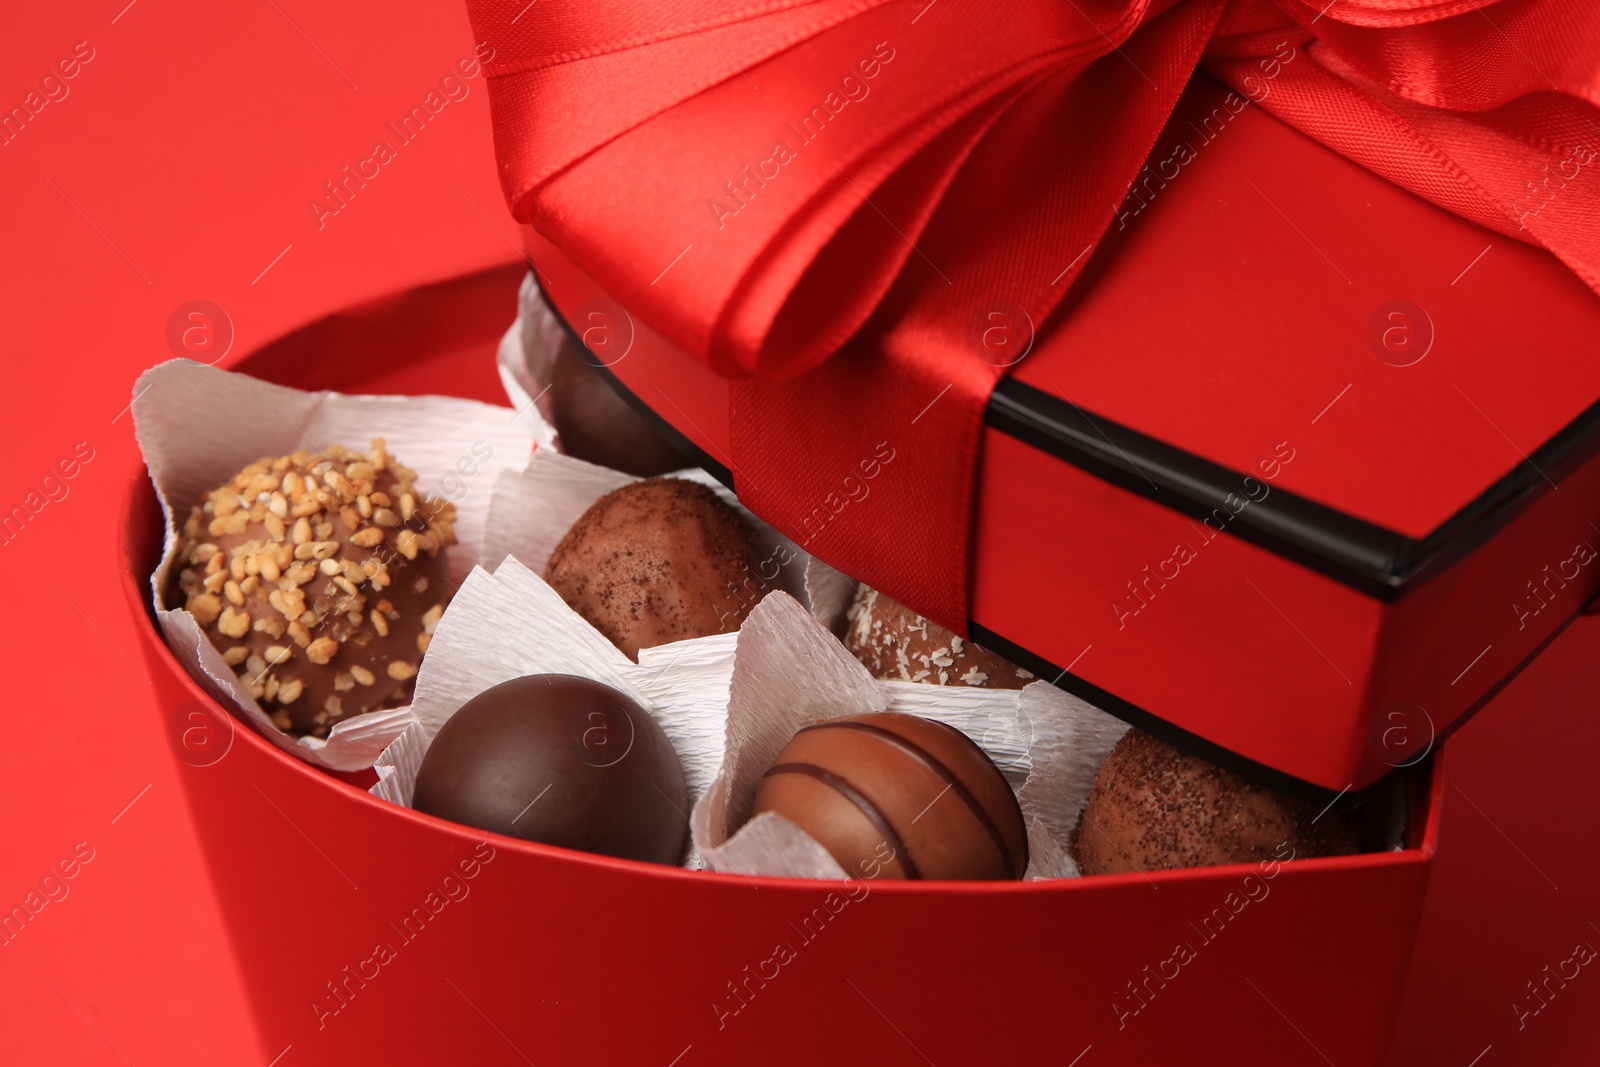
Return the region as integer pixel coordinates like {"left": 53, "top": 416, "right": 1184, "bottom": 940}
{"left": 252, "top": 615, "right": 285, "bottom": 639}
{"left": 188, "top": 592, "right": 223, "bottom": 626}
{"left": 306, "top": 637, "right": 338, "bottom": 665}
{"left": 386, "top": 660, "right": 416, "bottom": 681}
{"left": 350, "top": 527, "right": 384, "bottom": 549}
{"left": 217, "top": 606, "right": 250, "bottom": 638}
{"left": 350, "top": 665, "right": 375, "bottom": 686}
{"left": 370, "top": 610, "right": 389, "bottom": 637}
{"left": 278, "top": 678, "right": 304, "bottom": 704}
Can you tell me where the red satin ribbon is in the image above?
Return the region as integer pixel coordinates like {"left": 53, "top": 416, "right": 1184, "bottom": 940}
{"left": 466, "top": 0, "right": 1600, "bottom": 635}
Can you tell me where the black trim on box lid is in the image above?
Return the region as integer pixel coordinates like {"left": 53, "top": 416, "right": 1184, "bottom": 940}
{"left": 989, "top": 379, "right": 1600, "bottom": 601}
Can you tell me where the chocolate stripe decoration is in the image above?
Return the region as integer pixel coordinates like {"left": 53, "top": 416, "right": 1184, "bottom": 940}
{"left": 801, "top": 720, "right": 1020, "bottom": 878}
{"left": 763, "top": 762, "right": 921, "bottom": 881}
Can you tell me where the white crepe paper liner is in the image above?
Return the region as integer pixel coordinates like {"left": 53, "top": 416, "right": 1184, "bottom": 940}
{"left": 132, "top": 359, "right": 543, "bottom": 771}
{"left": 498, "top": 271, "right": 561, "bottom": 433}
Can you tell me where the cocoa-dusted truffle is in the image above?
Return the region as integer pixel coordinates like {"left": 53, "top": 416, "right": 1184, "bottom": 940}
{"left": 549, "top": 340, "right": 689, "bottom": 477}
{"left": 168, "top": 440, "right": 456, "bottom": 738}
{"left": 413, "top": 675, "right": 688, "bottom": 865}
{"left": 846, "top": 587, "right": 1033, "bottom": 688}
{"left": 1069, "top": 729, "right": 1359, "bottom": 875}
{"left": 544, "top": 478, "right": 762, "bottom": 659}
{"left": 751, "top": 712, "right": 1027, "bottom": 881}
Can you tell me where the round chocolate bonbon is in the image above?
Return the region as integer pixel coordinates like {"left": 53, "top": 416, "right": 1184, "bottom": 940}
{"left": 168, "top": 440, "right": 456, "bottom": 738}
{"left": 751, "top": 712, "right": 1027, "bottom": 881}
{"left": 548, "top": 340, "right": 690, "bottom": 477}
{"left": 1068, "top": 729, "right": 1360, "bottom": 875}
{"left": 413, "top": 674, "right": 688, "bottom": 865}
{"left": 545, "top": 478, "right": 764, "bottom": 659}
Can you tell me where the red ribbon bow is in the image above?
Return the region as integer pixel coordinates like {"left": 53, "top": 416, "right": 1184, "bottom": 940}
{"left": 467, "top": 0, "right": 1600, "bottom": 635}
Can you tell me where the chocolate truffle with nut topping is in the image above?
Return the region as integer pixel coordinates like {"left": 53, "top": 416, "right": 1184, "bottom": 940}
{"left": 169, "top": 439, "right": 456, "bottom": 738}
{"left": 544, "top": 478, "right": 762, "bottom": 660}
{"left": 846, "top": 587, "right": 1033, "bottom": 688}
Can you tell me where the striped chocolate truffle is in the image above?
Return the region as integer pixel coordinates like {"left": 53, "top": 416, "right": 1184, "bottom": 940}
{"left": 750, "top": 712, "right": 1027, "bottom": 881}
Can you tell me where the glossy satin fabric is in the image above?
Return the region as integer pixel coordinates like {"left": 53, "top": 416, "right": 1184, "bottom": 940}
{"left": 467, "top": 0, "right": 1600, "bottom": 634}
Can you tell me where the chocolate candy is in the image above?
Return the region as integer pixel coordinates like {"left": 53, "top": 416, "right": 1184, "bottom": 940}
{"left": 169, "top": 440, "right": 456, "bottom": 738}
{"left": 1069, "top": 729, "right": 1360, "bottom": 875}
{"left": 751, "top": 712, "right": 1027, "bottom": 881}
{"left": 413, "top": 675, "right": 688, "bottom": 865}
{"left": 549, "top": 340, "right": 689, "bottom": 477}
{"left": 846, "top": 587, "right": 1033, "bottom": 689}
{"left": 545, "top": 478, "right": 763, "bottom": 659}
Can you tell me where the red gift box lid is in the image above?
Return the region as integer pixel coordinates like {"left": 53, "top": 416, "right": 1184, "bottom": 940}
{"left": 528, "top": 76, "right": 1600, "bottom": 795}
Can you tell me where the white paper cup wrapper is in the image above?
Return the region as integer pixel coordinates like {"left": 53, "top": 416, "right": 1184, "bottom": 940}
{"left": 498, "top": 271, "right": 561, "bottom": 433}
{"left": 132, "top": 359, "right": 542, "bottom": 771}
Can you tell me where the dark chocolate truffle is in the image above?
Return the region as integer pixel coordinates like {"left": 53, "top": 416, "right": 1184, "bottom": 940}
{"left": 169, "top": 441, "right": 456, "bottom": 738}
{"left": 1068, "top": 729, "right": 1360, "bottom": 875}
{"left": 414, "top": 674, "right": 688, "bottom": 865}
{"left": 545, "top": 478, "right": 763, "bottom": 659}
{"left": 846, "top": 587, "right": 1034, "bottom": 688}
{"left": 550, "top": 340, "right": 689, "bottom": 477}
{"left": 751, "top": 712, "right": 1027, "bottom": 881}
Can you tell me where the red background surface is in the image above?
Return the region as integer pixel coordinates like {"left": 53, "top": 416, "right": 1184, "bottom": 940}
{"left": 1, "top": 2, "right": 1596, "bottom": 1064}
